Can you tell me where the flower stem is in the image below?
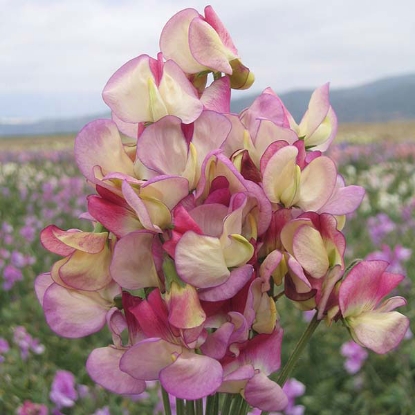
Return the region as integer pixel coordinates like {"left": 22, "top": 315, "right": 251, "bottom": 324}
{"left": 161, "top": 387, "right": 172, "bottom": 415}
{"left": 220, "top": 393, "right": 234, "bottom": 415}
{"left": 186, "top": 400, "right": 195, "bottom": 415}
{"left": 231, "top": 394, "right": 249, "bottom": 415}
{"left": 205, "top": 393, "right": 219, "bottom": 415}
{"left": 176, "top": 398, "right": 185, "bottom": 415}
{"left": 260, "top": 312, "right": 321, "bottom": 415}
{"left": 195, "top": 398, "right": 204, "bottom": 415}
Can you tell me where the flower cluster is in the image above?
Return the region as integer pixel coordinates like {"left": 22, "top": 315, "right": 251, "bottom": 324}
{"left": 35, "top": 5, "right": 410, "bottom": 413}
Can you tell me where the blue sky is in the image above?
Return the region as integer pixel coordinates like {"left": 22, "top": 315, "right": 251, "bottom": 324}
{"left": 1, "top": 0, "right": 414, "bottom": 120}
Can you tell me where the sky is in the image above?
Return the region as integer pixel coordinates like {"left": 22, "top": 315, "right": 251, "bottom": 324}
{"left": 1, "top": 0, "right": 414, "bottom": 120}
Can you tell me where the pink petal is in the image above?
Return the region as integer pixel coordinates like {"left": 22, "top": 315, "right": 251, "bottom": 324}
{"left": 298, "top": 156, "right": 337, "bottom": 211}
{"left": 136, "top": 116, "right": 188, "bottom": 176}
{"left": 43, "top": 283, "right": 113, "bottom": 338}
{"left": 159, "top": 59, "right": 203, "bottom": 124}
{"left": 350, "top": 310, "right": 410, "bottom": 354}
{"left": 110, "top": 231, "right": 159, "bottom": 290}
{"left": 198, "top": 264, "right": 254, "bottom": 301}
{"left": 293, "top": 225, "right": 329, "bottom": 278}
{"left": 192, "top": 110, "right": 231, "bottom": 168}
{"left": 201, "top": 77, "right": 231, "bottom": 112}
{"left": 219, "top": 364, "right": 254, "bottom": 394}
{"left": 140, "top": 176, "right": 190, "bottom": 210}
{"left": 86, "top": 347, "right": 146, "bottom": 395}
{"left": 103, "top": 55, "right": 156, "bottom": 123}
{"left": 121, "top": 181, "right": 160, "bottom": 232}
{"left": 240, "top": 89, "right": 289, "bottom": 138}
{"left": 111, "top": 112, "right": 141, "bottom": 139}
{"left": 120, "top": 338, "right": 182, "bottom": 380}
{"left": 160, "top": 8, "right": 206, "bottom": 74}
{"left": 244, "top": 372, "right": 288, "bottom": 412}
{"left": 189, "top": 203, "right": 228, "bottom": 236}
{"left": 204, "top": 6, "right": 238, "bottom": 55}
{"left": 339, "top": 260, "right": 404, "bottom": 317}
{"left": 188, "top": 17, "right": 235, "bottom": 74}
{"left": 34, "top": 273, "right": 54, "bottom": 306}
{"left": 242, "top": 329, "right": 284, "bottom": 375}
{"left": 175, "top": 231, "right": 229, "bottom": 288}
{"left": 200, "top": 322, "right": 235, "bottom": 359}
{"left": 59, "top": 247, "right": 112, "bottom": 291}
{"left": 75, "top": 119, "right": 134, "bottom": 183}
{"left": 160, "top": 349, "right": 223, "bottom": 399}
{"left": 319, "top": 184, "right": 365, "bottom": 215}
{"left": 87, "top": 195, "right": 142, "bottom": 238}
{"left": 301, "top": 83, "right": 330, "bottom": 136}
{"left": 166, "top": 283, "right": 206, "bottom": 329}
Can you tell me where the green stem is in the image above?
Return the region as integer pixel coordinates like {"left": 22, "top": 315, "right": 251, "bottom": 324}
{"left": 186, "top": 400, "right": 195, "bottom": 415}
{"left": 273, "top": 290, "right": 285, "bottom": 302}
{"left": 213, "top": 393, "right": 219, "bottom": 415}
{"left": 205, "top": 393, "right": 219, "bottom": 415}
{"left": 240, "top": 399, "right": 250, "bottom": 415}
{"left": 220, "top": 393, "right": 234, "bottom": 415}
{"left": 261, "top": 312, "right": 321, "bottom": 415}
{"left": 195, "top": 398, "right": 204, "bottom": 415}
{"left": 213, "top": 72, "right": 222, "bottom": 81}
{"left": 230, "top": 394, "right": 245, "bottom": 414}
{"left": 176, "top": 398, "right": 185, "bottom": 415}
{"left": 161, "top": 387, "right": 172, "bottom": 415}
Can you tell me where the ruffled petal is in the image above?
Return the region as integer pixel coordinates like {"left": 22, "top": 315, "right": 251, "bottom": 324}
{"left": 244, "top": 372, "right": 288, "bottom": 412}
{"left": 160, "top": 349, "right": 223, "bottom": 399}
{"left": 110, "top": 231, "right": 159, "bottom": 290}
{"left": 86, "top": 347, "right": 146, "bottom": 395}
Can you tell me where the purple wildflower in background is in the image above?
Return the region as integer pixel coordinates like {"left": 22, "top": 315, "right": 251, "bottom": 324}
{"left": 50, "top": 370, "right": 78, "bottom": 409}
{"left": 20, "top": 223, "right": 36, "bottom": 242}
{"left": 13, "top": 326, "right": 45, "bottom": 360}
{"left": 3, "top": 264, "right": 23, "bottom": 290}
{"left": 17, "top": 400, "right": 49, "bottom": 415}
{"left": 0, "top": 337, "right": 10, "bottom": 363}
{"left": 11, "top": 250, "right": 27, "bottom": 268}
{"left": 340, "top": 341, "right": 368, "bottom": 374}
{"left": 367, "top": 213, "right": 395, "bottom": 245}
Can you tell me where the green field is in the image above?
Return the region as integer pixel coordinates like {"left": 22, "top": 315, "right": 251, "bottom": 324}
{"left": 1, "top": 124, "right": 414, "bottom": 415}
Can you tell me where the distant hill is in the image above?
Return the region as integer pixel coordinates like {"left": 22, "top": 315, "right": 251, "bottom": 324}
{"left": 1, "top": 73, "right": 414, "bottom": 137}
{"left": 0, "top": 114, "right": 104, "bottom": 137}
{"left": 232, "top": 73, "right": 415, "bottom": 123}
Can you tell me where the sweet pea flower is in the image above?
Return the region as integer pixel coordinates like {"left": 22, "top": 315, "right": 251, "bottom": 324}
{"left": 280, "top": 213, "right": 345, "bottom": 307}
{"left": 339, "top": 260, "right": 409, "bottom": 353}
{"left": 103, "top": 53, "right": 203, "bottom": 125}
{"left": 86, "top": 308, "right": 147, "bottom": 396}
{"left": 286, "top": 83, "right": 338, "bottom": 152}
{"left": 219, "top": 328, "right": 288, "bottom": 412}
{"left": 160, "top": 6, "right": 254, "bottom": 89}
{"left": 40, "top": 225, "right": 113, "bottom": 291}
{"left": 174, "top": 204, "right": 254, "bottom": 290}
{"left": 136, "top": 111, "right": 231, "bottom": 189}
{"left": 119, "top": 289, "right": 223, "bottom": 400}
{"left": 261, "top": 141, "right": 338, "bottom": 212}
{"left": 35, "top": 273, "right": 121, "bottom": 338}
